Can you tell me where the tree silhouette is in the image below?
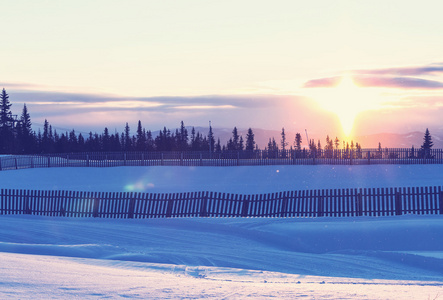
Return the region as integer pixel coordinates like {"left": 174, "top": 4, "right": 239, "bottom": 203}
{"left": 421, "top": 128, "right": 434, "bottom": 158}
{"left": 245, "top": 128, "right": 255, "bottom": 151}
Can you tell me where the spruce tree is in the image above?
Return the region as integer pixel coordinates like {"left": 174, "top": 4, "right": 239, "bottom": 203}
{"left": 19, "top": 104, "right": 34, "bottom": 153}
{"left": 281, "top": 128, "right": 287, "bottom": 157}
{"left": 421, "top": 128, "right": 433, "bottom": 150}
{"left": 0, "top": 88, "right": 13, "bottom": 129}
{"left": 0, "top": 89, "right": 14, "bottom": 153}
{"left": 421, "top": 128, "right": 434, "bottom": 158}
{"left": 208, "top": 124, "right": 214, "bottom": 153}
{"left": 294, "top": 133, "right": 302, "bottom": 151}
{"left": 232, "top": 127, "right": 240, "bottom": 150}
{"left": 136, "top": 121, "right": 146, "bottom": 151}
{"left": 245, "top": 128, "right": 255, "bottom": 151}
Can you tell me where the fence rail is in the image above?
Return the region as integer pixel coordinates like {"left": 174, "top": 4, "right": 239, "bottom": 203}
{"left": 1, "top": 148, "right": 443, "bottom": 170}
{"left": 1, "top": 186, "right": 442, "bottom": 219}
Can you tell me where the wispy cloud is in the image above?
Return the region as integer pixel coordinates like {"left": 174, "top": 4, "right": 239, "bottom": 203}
{"left": 303, "top": 63, "right": 443, "bottom": 90}
{"left": 352, "top": 63, "right": 443, "bottom": 76}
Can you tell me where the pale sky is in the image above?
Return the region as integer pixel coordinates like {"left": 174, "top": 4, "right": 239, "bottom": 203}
{"left": 2, "top": 0, "right": 443, "bottom": 138}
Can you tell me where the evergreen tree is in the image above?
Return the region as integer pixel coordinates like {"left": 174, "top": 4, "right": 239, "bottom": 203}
{"left": 69, "top": 130, "right": 78, "bottom": 152}
{"left": 42, "top": 119, "right": 52, "bottom": 153}
{"left": 294, "top": 133, "right": 302, "bottom": 151}
{"left": 124, "top": 123, "right": 131, "bottom": 151}
{"left": 215, "top": 138, "right": 222, "bottom": 152}
{"left": 102, "top": 128, "right": 111, "bottom": 151}
{"left": 232, "top": 127, "right": 240, "bottom": 150}
{"left": 18, "top": 104, "right": 35, "bottom": 153}
{"left": 421, "top": 128, "right": 433, "bottom": 150}
{"left": 208, "top": 123, "right": 215, "bottom": 153}
{"left": 0, "top": 89, "right": 14, "bottom": 153}
{"left": 281, "top": 128, "right": 287, "bottom": 157}
{"left": 334, "top": 137, "right": 340, "bottom": 149}
{"left": 146, "top": 130, "right": 154, "bottom": 151}
{"left": 421, "top": 128, "right": 434, "bottom": 158}
{"left": 245, "top": 128, "right": 255, "bottom": 151}
{"left": 0, "top": 88, "right": 13, "bottom": 129}
{"left": 178, "top": 121, "right": 189, "bottom": 151}
{"left": 136, "top": 121, "right": 146, "bottom": 151}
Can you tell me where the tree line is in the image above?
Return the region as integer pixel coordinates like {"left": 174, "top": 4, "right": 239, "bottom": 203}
{"left": 0, "top": 88, "right": 435, "bottom": 156}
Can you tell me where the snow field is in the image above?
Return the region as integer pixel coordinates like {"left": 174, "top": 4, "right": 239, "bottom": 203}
{"left": 0, "top": 165, "right": 442, "bottom": 299}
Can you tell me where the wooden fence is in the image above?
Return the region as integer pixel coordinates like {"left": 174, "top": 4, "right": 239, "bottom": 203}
{"left": 1, "top": 186, "right": 442, "bottom": 219}
{"left": 1, "top": 148, "right": 443, "bottom": 170}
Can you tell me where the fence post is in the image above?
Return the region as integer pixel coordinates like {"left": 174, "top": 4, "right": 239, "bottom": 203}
{"left": 350, "top": 150, "right": 354, "bottom": 165}
{"left": 181, "top": 152, "right": 184, "bottom": 166}
{"left": 66, "top": 155, "right": 70, "bottom": 167}
{"left": 25, "top": 194, "right": 31, "bottom": 215}
{"left": 128, "top": 198, "right": 135, "bottom": 219}
{"left": 439, "top": 192, "right": 443, "bottom": 215}
{"left": 161, "top": 153, "right": 164, "bottom": 166}
{"left": 200, "top": 153, "right": 203, "bottom": 166}
{"left": 357, "top": 192, "right": 363, "bottom": 216}
{"left": 0, "top": 158, "right": 2, "bottom": 171}
{"left": 367, "top": 151, "right": 371, "bottom": 165}
{"left": 241, "top": 197, "right": 250, "bottom": 217}
{"left": 237, "top": 151, "right": 240, "bottom": 166}
{"left": 318, "top": 196, "right": 324, "bottom": 217}
{"left": 15, "top": 158, "right": 18, "bottom": 170}
{"left": 166, "top": 196, "right": 174, "bottom": 218}
{"left": 281, "top": 195, "right": 288, "bottom": 217}
{"left": 47, "top": 156, "right": 50, "bottom": 168}
{"left": 395, "top": 191, "right": 402, "bottom": 215}
{"left": 93, "top": 197, "right": 100, "bottom": 218}
{"left": 124, "top": 153, "right": 127, "bottom": 166}
{"left": 200, "top": 194, "right": 208, "bottom": 217}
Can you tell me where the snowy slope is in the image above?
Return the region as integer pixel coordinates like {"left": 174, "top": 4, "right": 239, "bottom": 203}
{"left": 1, "top": 165, "right": 443, "bottom": 299}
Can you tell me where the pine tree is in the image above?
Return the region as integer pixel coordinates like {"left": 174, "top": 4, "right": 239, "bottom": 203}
{"left": 334, "top": 137, "right": 340, "bottom": 149}
{"left": 0, "top": 89, "right": 14, "bottom": 153}
{"left": 421, "top": 128, "right": 434, "bottom": 158}
{"left": 421, "top": 128, "right": 433, "bottom": 150}
{"left": 232, "top": 127, "right": 240, "bottom": 150}
{"left": 124, "top": 123, "right": 131, "bottom": 151}
{"left": 0, "top": 88, "right": 13, "bottom": 129}
{"left": 281, "top": 128, "right": 287, "bottom": 157}
{"left": 208, "top": 124, "right": 215, "bottom": 153}
{"left": 18, "top": 104, "right": 34, "bottom": 153}
{"left": 102, "top": 128, "right": 111, "bottom": 151}
{"left": 294, "top": 133, "right": 302, "bottom": 151}
{"left": 136, "top": 121, "right": 146, "bottom": 151}
{"left": 245, "top": 128, "right": 255, "bottom": 151}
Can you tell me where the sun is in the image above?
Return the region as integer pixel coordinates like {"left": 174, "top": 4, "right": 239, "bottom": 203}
{"left": 306, "top": 76, "right": 382, "bottom": 137}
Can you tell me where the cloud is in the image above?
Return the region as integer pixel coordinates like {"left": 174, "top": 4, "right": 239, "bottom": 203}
{"left": 303, "top": 62, "right": 443, "bottom": 90}
{"left": 303, "top": 77, "right": 342, "bottom": 88}
{"left": 304, "top": 75, "right": 443, "bottom": 89}
{"left": 353, "top": 63, "right": 443, "bottom": 76}
{"left": 5, "top": 85, "right": 316, "bottom": 134}
{"left": 356, "top": 76, "right": 443, "bottom": 89}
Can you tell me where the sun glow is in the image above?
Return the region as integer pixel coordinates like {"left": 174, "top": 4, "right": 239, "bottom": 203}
{"left": 307, "top": 76, "right": 383, "bottom": 137}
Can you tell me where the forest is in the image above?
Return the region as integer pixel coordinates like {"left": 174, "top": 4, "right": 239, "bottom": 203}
{"left": 0, "top": 88, "right": 433, "bottom": 157}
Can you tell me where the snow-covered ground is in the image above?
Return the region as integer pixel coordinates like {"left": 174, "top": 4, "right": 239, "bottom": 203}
{"left": 1, "top": 165, "right": 443, "bottom": 299}
{"left": 3, "top": 164, "right": 443, "bottom": 193}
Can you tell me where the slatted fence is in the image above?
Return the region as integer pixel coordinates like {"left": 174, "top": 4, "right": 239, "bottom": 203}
{"left": 1, "top": 186, "right": 442, "bottom": 219}
{"left": 1, "top": 148, "right": 443, "bottom": 171}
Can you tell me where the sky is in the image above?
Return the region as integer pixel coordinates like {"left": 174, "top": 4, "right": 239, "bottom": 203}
{"left": 2, "top": 0, "right": 443, "bottom": 139}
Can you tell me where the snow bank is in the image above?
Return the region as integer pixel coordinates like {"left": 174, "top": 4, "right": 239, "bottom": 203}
{"left": 1, "top": 214, "right": 442, "bottom": 281}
